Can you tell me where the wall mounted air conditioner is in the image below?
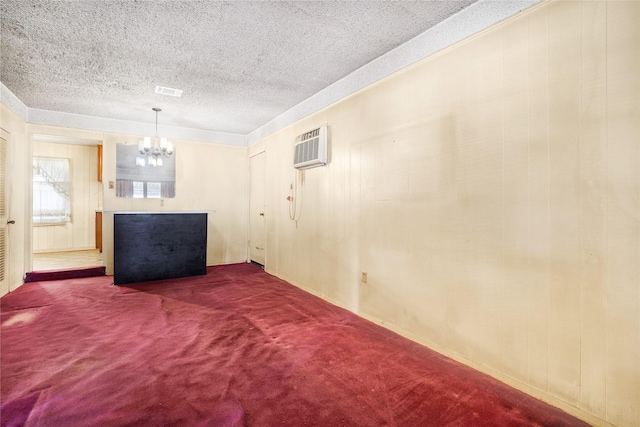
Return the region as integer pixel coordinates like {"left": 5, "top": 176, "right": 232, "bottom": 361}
{"left": 293, "top": 125, "right": 328, "bottom": 169}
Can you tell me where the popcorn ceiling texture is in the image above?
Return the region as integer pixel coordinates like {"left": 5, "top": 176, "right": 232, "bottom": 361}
{"left": 0, "top": 0, "right": 478, "bottom": 135}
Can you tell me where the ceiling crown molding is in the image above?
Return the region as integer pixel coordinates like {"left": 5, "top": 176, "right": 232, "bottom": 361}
{"left": 1, "top": 82, "right": 28, "bottom": 120}
{"left": 27, "top": 108, "right": 247, "bottom": 146}
{"left": 247, "top": 0, "right": 539, "bottom": 144}
{"left": 0, "top": 83, "right": 246, "bottom": 146}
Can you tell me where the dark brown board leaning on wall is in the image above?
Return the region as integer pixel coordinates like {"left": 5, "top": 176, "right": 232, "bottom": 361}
{"left": 113, "top": 213, "right": 207, "bottom": 285}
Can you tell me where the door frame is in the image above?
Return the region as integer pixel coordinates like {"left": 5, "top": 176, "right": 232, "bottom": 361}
{"left": 248, "top": 151, "right": 266, "bottom": 267}
{"left": 0, "top": 128, "right": 10, "bottom": 296}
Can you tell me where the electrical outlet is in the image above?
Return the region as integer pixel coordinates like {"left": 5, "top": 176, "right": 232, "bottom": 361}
{"left": 361, "top": 272, "right": 367, "bottom": 283}
{"left": 160, "top": 199, "right": 165, "bottom": 207}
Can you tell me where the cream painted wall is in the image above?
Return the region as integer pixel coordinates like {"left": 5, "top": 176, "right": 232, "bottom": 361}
{"left": 0, "top": 104, "right": 30, "bottom": 295}
{"left": 253, "top": 1, "right": 639, "bottom": 426}
{"left": 0, "top": 112, "right": 248, "bottom": 283}
{"left": 32, "top": 141, "right": 102, "bottom": 252}
{"left": 0, "top": 112, "right": 248, "bottom": 290}
{"left": 101, "top": 133, "right": 248, "bottom": 274}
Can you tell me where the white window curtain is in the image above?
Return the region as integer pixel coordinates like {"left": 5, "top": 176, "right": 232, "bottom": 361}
{"left": 33, "top": 157, "right": 71, "bottom": 225}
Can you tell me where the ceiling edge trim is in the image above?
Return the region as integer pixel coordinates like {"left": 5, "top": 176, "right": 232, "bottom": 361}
{"left": 246, "top": 0, "right": 540, "bottom": 145}
{"left": 1, "top": 82, "right": 28, "bottom": 121}
{"left": 0, "top": 82, "right": 246, "bottom": 147}
{"left": 26, "top": 108, "right": 247, "bottom": 147}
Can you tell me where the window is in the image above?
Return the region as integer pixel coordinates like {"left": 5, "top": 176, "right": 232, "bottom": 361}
{"left": 33, "top": 157, "right": 71, "bottom": 225}
{"left": 146, "top": 182, "right": 161, "bottom": 198}
{"left": 132, "top": 181, "right": 144, "bottom": 198}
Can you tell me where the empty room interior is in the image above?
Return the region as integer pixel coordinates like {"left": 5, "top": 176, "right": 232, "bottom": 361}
{"left": 1, "top": 0, "right": 639, "bottom": 426}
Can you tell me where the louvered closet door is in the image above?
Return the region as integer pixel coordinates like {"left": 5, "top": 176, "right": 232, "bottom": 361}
{"left": 0, "top": 129, "right": 9, "bottom": 296}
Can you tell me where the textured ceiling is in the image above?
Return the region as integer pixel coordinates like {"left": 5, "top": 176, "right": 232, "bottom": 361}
{"left": 1, "top": 0, "right": 479, "bottom": 135}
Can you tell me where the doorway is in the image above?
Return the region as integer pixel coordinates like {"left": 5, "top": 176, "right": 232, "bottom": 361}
{"left": 31, "top": 135, "right": 103, "bottom": 272}
{"left": 249, "top": 152, "right": 266, "bottom": 266}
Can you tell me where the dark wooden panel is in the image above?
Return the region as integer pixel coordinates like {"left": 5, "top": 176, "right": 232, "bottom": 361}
{"left": 114, "top": 213, "right": 207, "bottom": 285}
{"left": 97, "top": 144, "right": 103, "bottom": 182}
{"left": 95, "top": 211, "right": 102, "bottom": 252}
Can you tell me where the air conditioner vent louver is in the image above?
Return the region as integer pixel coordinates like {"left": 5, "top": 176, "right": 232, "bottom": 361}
{"left": 155, "top": 86, "right": 183, "bottom": 97}
{"left": 293, "top": 125, "right": 328, "bottom": 169}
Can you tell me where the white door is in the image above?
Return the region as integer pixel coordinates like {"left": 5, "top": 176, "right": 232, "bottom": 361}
{"left": 249, "top": 152, "right": 266, "bottom": 266}
{"left": 0, "top": 129, "right": 10, "bottom": 296}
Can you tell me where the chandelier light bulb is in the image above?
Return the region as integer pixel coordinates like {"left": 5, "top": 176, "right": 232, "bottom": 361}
{"left": 137, "top": 108, "right": 174, "bottom": 167}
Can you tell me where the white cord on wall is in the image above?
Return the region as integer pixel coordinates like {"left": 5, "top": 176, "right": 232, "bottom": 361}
{"left": 288, "top": 169, "right": 303, "bottom": 228}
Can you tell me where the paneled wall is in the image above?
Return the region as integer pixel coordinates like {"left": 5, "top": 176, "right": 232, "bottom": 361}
{"left": 0, "top": 113, "right": 248, "bottom": 282}
{"left": 254, "top": 1, "right": 639, "bottom": 425}
{"left": 32, "top": 141, "right": 102, "bottom": 252}
{"left": 101, "top": 135, "right": 248, "bottom": 274}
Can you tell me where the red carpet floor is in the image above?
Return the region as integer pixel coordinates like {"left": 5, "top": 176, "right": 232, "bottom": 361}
{"left": 1, "top": 263, "right": 588, "bottom": 426}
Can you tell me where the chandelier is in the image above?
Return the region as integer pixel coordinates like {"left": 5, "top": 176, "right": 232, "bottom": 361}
{"left": 137, "top": 107, "right": 174, "bottom": 167}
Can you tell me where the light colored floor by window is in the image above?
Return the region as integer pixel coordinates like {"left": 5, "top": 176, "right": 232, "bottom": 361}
{"left": 32, "top": 249, "right": 103, "bottom": 271}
